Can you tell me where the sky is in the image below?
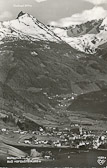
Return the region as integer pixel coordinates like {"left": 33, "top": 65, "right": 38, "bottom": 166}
{"left": 0, "top": 0, "right": 107, "bottom": 27}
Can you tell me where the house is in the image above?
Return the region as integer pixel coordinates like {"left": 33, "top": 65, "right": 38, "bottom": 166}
{"left": 20, "top": 131, "right": 26, "bottom": 135}
{"left": 44, "top": 155, "right": 51, "bottom": 159}
{"left": 13, "top": 130, "right": 20, "bottom": 134}
{"left": 24, "top": 140, "right": 31, "bottom": 144}
{"left": 39, "top": 127, "right": 44, "bottom": 132}
{"left": 56, "top": 143, "right": 61, "bottom": 147}
{"left": 1, "top": 128, "right": 7, "bottom": 132}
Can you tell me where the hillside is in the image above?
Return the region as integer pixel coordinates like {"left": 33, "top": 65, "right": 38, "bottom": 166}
{"left": 68, "top": 89, "right": 107, "bottom": 115}
{"left": 0, "top": 12, "right": 107, "bottom": 130}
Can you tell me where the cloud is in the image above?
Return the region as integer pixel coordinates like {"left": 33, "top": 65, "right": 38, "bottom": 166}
{"left": 0, "top": 11, "right": 12, "bottom": 21}
{"left": 83, "top": 0, "right": 107, "bottom": 5}
{"left": 35, "top": 0, "right": 47, "bottom": 3}
{"left": 49, "top": 7, "right": 107, "bottom": 27}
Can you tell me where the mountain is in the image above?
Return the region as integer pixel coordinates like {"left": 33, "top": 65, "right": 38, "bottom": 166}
{"left": 49, "top": 19, "right": 102, "bottom": 38}
{"left": 0, "top": 11, "right": 62, "bottom": 42}
{"left": 67, "top": 19, "right": 102, "bottom": 37}
{"left": 49, "top": 18, "right": 107, "bottom": 54}
{"left": 0, "top": 12, "right": 107, "bottom": 129}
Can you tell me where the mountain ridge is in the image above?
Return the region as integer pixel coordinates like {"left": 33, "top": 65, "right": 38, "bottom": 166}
{"left": 0, "top": 11, "right": 63, "bottom": 43}
{"left": 1, "top": 11, "right": 107, "bottom": 55}
{"left": 49, "top": 17, "right": 107, "bottom": 54}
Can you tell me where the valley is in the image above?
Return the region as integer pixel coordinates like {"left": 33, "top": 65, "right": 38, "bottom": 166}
{"left": 0, "top": 11, "right": 107, "bottom": 167}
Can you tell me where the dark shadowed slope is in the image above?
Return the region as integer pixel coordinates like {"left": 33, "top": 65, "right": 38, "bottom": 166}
{"left": 68, "top": 90, "right": 107, "bottom": 115}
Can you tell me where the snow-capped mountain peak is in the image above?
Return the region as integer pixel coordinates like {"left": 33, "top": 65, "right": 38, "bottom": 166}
{"left": 0, "top": 11, "right": 62, "bottom": 42}
{"left": 49, "top": 17, "right": 107, "bottom": 54}
{"left": 17, "top": 11, "right": 27, "bottom": 18}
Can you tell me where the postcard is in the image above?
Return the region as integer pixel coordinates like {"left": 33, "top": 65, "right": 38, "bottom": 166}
{"left": 0, "top": 0, "right": 107, "bottom": 167}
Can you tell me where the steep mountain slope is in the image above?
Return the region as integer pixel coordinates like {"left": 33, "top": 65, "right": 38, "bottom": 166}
{"left": 0, "top": 12, "right": 107, "bottom": 128}
{"left": 49, "top": 18, "right": 107, "bottom": 54}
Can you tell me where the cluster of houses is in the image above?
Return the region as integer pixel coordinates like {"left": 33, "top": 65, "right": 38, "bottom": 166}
{"left": 26, "top": 125, "right": 107, "bottom": 149}
{"left": 1, "top": 125, "right": 107, "bottom": 150}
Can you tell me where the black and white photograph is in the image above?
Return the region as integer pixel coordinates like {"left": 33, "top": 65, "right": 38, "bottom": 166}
{"left": 0, "top": 0, "right": 107, "bottom": 167}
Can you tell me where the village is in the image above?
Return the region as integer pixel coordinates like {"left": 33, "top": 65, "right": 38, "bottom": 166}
{"left": 1, "top": 123, "right": 107, "bottom": 151}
